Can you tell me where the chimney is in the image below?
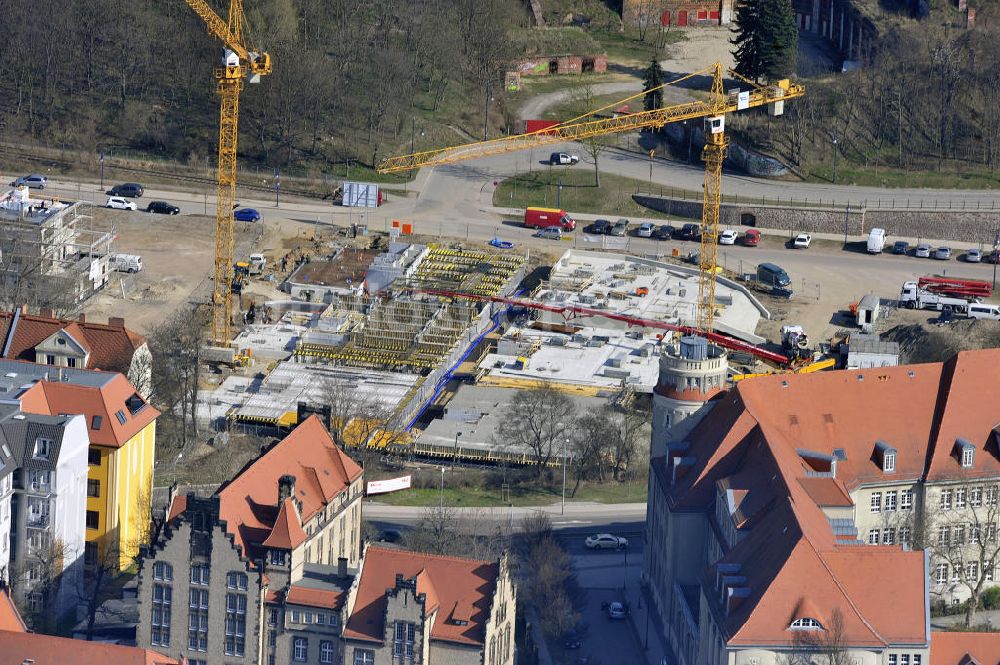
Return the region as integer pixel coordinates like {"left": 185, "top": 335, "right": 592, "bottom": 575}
{"left": 19, "top": 304, "right": 26, "bottom": 315}
{"left": 78, "top": 313, "right": 86, "bottom": 324}
{"left": 108, "top": 316, "right": 125, "bottom": 329}
{"left": 337, "top": 557, "right": 347, "bottom": 578}
{"left": 278, "top": 475, "right": 296, "bottom": 503}
{"left": 39, "top": 307, "right": 54, "bottom": 319}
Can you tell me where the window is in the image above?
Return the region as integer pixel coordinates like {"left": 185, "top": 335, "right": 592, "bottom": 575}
{"left": 188, "top": 589, "right": 209, "bottom": 651}
{"left": 66, "top": 357, "right": 76, "bottom": 368}
{"left": 955, "top": 524, "right": 966, "bottom": 545}
{"left": 290, "top": 610, "right": 300, "bottom": 623}
{"left": 321, "top": 641, "right": 335, "bottom": 664}
{"left": 33, "top": 437, "right": 51, "bottom": 459}
{"left": 901, "top": 655, "right": 910, "bottom": 665}
{"left": 883, "top": 452, "right": 895, "bottom": 472}
{"left": 972, "top": 525, "right": 982, "bottom": 544}
{"left": 293, "top": 637, "right": 308, "bottom": 662}
{"left": 317, "top": 613, "right": 326, "bottom": 625}
{"left": 967, "top": 562, "right": 979, "bottom": 581}
{"left": 270, "top": 549, "right": 287, "bottom": 566}
{"left": 115, "top": 410, "right": 127, "bottom": 425}
{"left": 870, "top": 492, "right": 882, "bottom": 513}
{"left": 227, "top": 571, "right": 248, "bottom": 590}
{"left": 88, "top": 446, "right": 101, "bottom": 465}
{"left": 885, "top": 491, "right": 897, "bottom": 512}
{"left": 28, "top": 470, "right": 50, "bottom": 491}
{"left": 889, "top": 656, "right": 898, "bottom": 665}
{"left": 354, "top": 649, "right": 375, "bottom": 665}
{"left": 225, "top": 591, "right": 247, "bottom": 657}
{"left": 269, "top": 630, "right": 277, "bottom": 648}
{"left": 988, "top": 486, "right": 999, "bottom": 507}
{"left": 84, "top": 542, "right": 98, "bottom": 566}
{"left": 87, "top": 479, "right": 100, "bottom": 498}
{"left": 988, "top": 565, "right": 995, "bottom": 582}
{"left": 46, "top": 354, "right": 55, "bottom": 365}
{"left": 269, "top": 608, "right": 279, "bottom": 626}
{"left": 914, "top": 656, "right": 922, "bottom": 665}
{"left": 153, "top": 562, "right": 173, "bottom": 581}
{"left": 394, "top": 620, "right": 416, "bottom": 660}
{"left": 956, "top": 488, "right": 967, "bottom": 509}
{"left": 883, "top": 528, "right": 895, "bottom": 545}
{"left": 935, "top": 564, "right": 948, "bottom": 584}
{"left": 900, "top": 526, "right": 912, "bottom": 546}
{"left": 971, "top": 487, "right": 983, "bottom": 508}
{"left": 151, "top": 582, "right": 172, "bottom": 647}
{"left": 901, "top": 489, "right": 913, "bottom": 511}
{"left": 789, "top": 618, "right": 823, "bottom": 630}
{"left": 304, "top": 611, "right": 313, "bottom": 624}
{"left": 988, "top": 523, "right": 998, "bottom": 543}
{"left": 940, "top": 489, "right": 953, "bottom": 510}
{"left": 190, "top": 565, "right": 210, "bottom": 585}
{"left": 86, "top": 510, "right": 99, "bottom": 530}
{"left": 868, "top": 529, "right": 880, "bottom": 545}
{"left": 938, "top": 526, "right": 951, "bottom": 547}
{"left": 962, "top": 447, "right": 975, "bottom": 468}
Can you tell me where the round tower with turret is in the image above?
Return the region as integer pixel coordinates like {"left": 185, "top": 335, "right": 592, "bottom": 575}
{"left": 650, "top": 335, "right": 729, "bottom": 458}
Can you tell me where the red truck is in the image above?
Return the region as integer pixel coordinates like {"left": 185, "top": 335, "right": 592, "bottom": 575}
{"left": 524, "top": 207, "right": 575, "bottom": 231}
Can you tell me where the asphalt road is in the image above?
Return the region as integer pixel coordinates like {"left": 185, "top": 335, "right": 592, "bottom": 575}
{"left": 363, "top": 501, "right": 647, "bottom": 531}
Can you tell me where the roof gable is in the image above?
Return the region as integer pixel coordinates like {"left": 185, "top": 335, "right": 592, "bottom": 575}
{"left": 262, "top": 498, "right": 307, "bottom": 550}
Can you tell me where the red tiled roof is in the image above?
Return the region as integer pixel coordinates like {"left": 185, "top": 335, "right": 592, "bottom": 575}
{"left": 344, "top": 546, "right": 498, "bottom": 646}
{"left": 797, "top": 477, "right": 853, "bottom": 507}
{"left": 18, "top": 373, "right": 159, "bottom": 448}
{"left": 931, "top": 631, "right": 1000, "bottom": 665}
{"left": 216, "top": 415, "right": 363, "bottom": 559}
{"left": 262, "top": 498, "right": 307, "bottom": 550}
{"left": 0, "top": 309, "right": 145, "bottom": 375}
{"left": 0, "top": 629, "right": 178, "bottom": 665}
{"left": 0, "top": 588, "right": 26, "bottom": 632}
{"left": 166, "top": 494, "right": 187, "bottom": 523}
{"left": 286, "top": 585, "right": 345, "bottom": 610}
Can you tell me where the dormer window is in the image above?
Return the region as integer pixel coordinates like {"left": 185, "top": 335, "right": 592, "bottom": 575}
{"left": 790, "top": 617, "right": 823, "bottom": 630}
{"left": 875, "top": 440, "right": 896, "bottom": 473}
{"left": 33, "top": 437, "right": 52, "bottom": 460}
{"left": 956, "top": 438, "right": 975, "bottom": 468}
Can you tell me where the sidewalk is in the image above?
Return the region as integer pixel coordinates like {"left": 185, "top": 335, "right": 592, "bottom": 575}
{"left": 624, "top": 582, "right": 675, "bottom": 665}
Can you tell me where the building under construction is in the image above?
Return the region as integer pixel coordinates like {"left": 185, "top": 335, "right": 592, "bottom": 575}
{"left": 0, "top": 189, "right": 115, "bottom": 314}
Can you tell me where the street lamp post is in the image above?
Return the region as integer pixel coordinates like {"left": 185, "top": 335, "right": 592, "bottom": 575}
{"left": 453, "top": 431, "right": 462, "bottom": 468}
{"left": 275, "top": 168, "right": 280, "bottom": 207}
{"left": 99, "top": 151, "right": 105, "bottom": 191}
{"left": 483, "top": 89, "right": 494, "bottom": 140}
{"left": 439, "top": 465, "right": 445, "bottom": 509}
{"left": 557, "top": 177, "right": 563, "bottom": 209}
{"left": 831, "top": 136, "right": 839, "bottom": 184}
{"left": 561, "top": 437, "right": 569, "bottom": 515}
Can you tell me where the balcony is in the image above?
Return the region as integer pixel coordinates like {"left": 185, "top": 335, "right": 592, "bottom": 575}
{"left": 27, "top": 514, "right": 50, "bottom": 528}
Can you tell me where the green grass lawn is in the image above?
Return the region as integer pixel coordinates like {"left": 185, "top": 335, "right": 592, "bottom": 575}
{"left": 542, "top": 92, "right": 646, "bottom": 122}
{"left": 495, "top": 167, "right": 685, "bottom": 219}
{"left": 372, "top": 478, "right": 648, "bottom": 507}
{"left": 804, "top": 162, "right": 1000, "bottom": 190}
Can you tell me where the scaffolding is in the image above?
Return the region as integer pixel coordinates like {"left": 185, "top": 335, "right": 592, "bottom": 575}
{"left": 401, "top": 244, "right": 525, "bottom": 296}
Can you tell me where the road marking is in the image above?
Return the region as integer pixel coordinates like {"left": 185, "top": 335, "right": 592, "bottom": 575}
{"left": 553, "top": 520, "right": 593, "bottom": 525}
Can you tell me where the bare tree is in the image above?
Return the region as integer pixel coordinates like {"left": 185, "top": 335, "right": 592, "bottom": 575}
{"left": 8, "top": 537, "right": 71, "bottom": 632}
{"left": 925, "top": 483, "right": 1000, "bottom": 627}
{"left": 781, "top": 608, "right": 849, "bottom": 665}
{"left": 493, "top": 384, "right": 576, "bottom": 474}
{"left": 403, "top": 505, "right": 509, "bottom": 560}
{"left": 148, "top": 308, "right": 205, "bottom": 449}
{"left": 573, "top": 402, "right": 649, "bottom": 485}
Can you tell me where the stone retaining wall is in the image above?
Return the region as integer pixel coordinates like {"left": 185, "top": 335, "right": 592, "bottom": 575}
{"left": 634, "top": 194, "right": 1000, "bottom": 244}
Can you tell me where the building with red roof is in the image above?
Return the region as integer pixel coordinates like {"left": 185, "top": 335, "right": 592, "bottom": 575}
{"left": 0, "top": 306, "right": 151, "bottom": 397}
{"left": 645, "top": 347, "right": 1000, "bottom": 664}
{"left": 930, "top": 631, "right": 1000, "bottom": 664}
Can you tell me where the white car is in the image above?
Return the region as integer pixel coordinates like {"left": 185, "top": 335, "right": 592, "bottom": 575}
{"left": 636, "top": 222, "right": 655, "bottom": 238}
{"left": 793, "top": 233, "right": 812, "bottom": 249}
{"left": 606, "top": 601, "right": 627, "bottom": 619}
{"left": 549, "top": 152, "right": 580, "bottom": 166}
{"left": 915, "top": 243, "right": 932, "bottom": 258}
{"left": 585, "top": 533, "right": 628, "bottom": 550}
{"left": 106, "top": 196, "right": 137, "bottom": 211}
{"left": 719, "top": 229, "right": 738, "bottom": 245}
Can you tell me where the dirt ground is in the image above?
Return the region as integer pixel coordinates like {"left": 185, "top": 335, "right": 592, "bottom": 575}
{"left": 82, "top": 209, "right": 261, "bottom": 334}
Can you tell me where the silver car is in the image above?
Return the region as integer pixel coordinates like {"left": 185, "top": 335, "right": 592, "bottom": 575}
{"left": 934, "top": 246, "right": 952, "bottom": 261}
{"left": 966, "top": 249, "right": 983, "bottom": 263}
{"left": 10, "top": 174, "right": 47, "bottom": 189}
{"left": 915, "top": 243, "right": 932, "bottom": 258}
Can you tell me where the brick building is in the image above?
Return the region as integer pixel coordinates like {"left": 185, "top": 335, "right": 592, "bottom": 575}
{"left": 622, "top": 0, "right": 734, "bottom": 27}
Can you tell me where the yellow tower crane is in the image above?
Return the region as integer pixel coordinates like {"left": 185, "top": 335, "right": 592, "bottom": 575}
{"left": 378, "top": 63, "right": 803, "bottom": 333}
{"left": 184, "top": 0, "right": 272, "bottom": 344}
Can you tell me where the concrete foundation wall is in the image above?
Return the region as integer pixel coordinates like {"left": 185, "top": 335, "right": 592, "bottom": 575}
{"left": 635, "top": 194, "right": 1000, "bottom": 244}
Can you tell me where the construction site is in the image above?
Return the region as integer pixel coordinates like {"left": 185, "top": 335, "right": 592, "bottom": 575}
{"left": 0, "top": 187, "right": 116, "bottom": 314}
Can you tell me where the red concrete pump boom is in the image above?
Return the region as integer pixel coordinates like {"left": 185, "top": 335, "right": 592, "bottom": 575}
{"left": 415, "top": 289, "right": 791, "bottom": 366}
{"left": 917, "top": 276, "right": 993, "bottom": 299}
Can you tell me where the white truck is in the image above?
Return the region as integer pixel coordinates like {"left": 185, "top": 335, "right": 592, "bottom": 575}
{"left": 866, "top": 228, "right": 886, "bottom": 254}
{"left": 899, "top": 281, "right": 977, "bottom": 311}
{"left": 109, "top": 254, "right": 142, "bottom": 273}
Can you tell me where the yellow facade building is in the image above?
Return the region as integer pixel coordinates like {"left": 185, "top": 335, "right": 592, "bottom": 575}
{"left": 19, "top": 372, "right": 159, "bottom": 570}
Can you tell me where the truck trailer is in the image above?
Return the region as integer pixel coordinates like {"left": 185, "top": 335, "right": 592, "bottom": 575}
{"left": 899, "top": 280, "right": 982, "bottom": 311}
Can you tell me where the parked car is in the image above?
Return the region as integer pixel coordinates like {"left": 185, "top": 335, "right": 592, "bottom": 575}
{"left": 585, "top": 533, "right": 628, "bottom": 550}
{"left": 234, "top": 207, "right": 261, "bottom": 222}
{"left": 892, "top": 240, "right": 910, "bottom": 255}
{"left": 146, "top": 200, "right": 180, "bottom": 215}
{"left": 106, "top": 182, "right": 144, "bottom": 198}
{"left": 535, "top": 227, "right": 563, "bottom": 240}
{"left": 377, "top": 529, "right": 402, "bottom": 543}
{"left": 915, "top": 243, "right": 932, "bottom": 258}
{"left": 549, "top": 152, "right": 580, "bottom": 165}
{"left": 636, "top": 222, "right": 655, "bottom": 238}
{"left": 987, "top": 249, "right": 1000, "bottom": 264}
{"left": 10, "top": 174, "right": 47, "bottom": 189}
{"left": 585, "top": 219, "right": 612, "bottom": 234}
{"left": 742, "top": 229, "right": 761, "bottom": 246}
{"left": 106, "top": 196, "right": 137, "bottom": 210}
{"left": 934, "top": 246, "right": 952, "bottom": 261}
{"left": 610, "top": 219, "right": 629, "bottom": 236}
{"left": 606, "top": 602, "right": 627, "bottom": 620}
{"left": 654, "top": 224, "right": 675, "bottom": 240}
{"left": 965, "top": 248, "right": 983, "bottom": 263}
{"left": 678, "top": 223, "right": 700, "bottom": 241}
{"left": 793, "top": 233, "right": 812, "bottom": 249}
{"left": 719, "top": 229, "right": 738, "bottom": 245}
